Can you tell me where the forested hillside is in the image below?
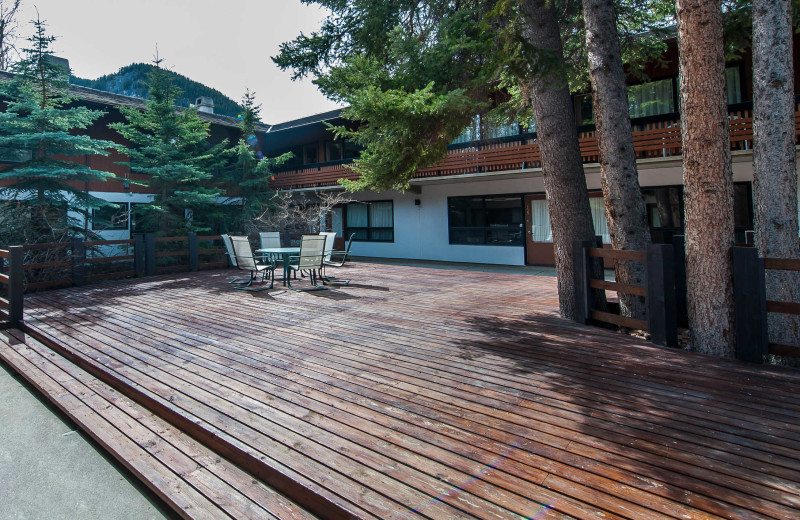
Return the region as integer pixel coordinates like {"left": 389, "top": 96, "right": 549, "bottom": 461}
{"left": 71, "top": 63, "right": 243, "bottom": 118}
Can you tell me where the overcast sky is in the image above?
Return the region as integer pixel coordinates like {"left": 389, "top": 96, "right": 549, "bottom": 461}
{"left": 16, "top": 0, "right": 342, "bottom": 124}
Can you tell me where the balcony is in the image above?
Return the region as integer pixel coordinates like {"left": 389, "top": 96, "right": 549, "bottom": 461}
{"left": 269, "top": 102, "right": 794, "bottom": 191}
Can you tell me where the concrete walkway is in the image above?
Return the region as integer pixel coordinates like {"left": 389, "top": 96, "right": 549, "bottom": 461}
{"left": 0, "top": 359, "right": 177, "bottom": 520}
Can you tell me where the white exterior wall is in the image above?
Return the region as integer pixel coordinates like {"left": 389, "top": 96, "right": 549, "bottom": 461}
{"left": 342, "top": 150, "right": 759, "bottom": 266}
{"left": 85, "top": 190, "right": 154, "bottom": 241}
{"left": 347, "top": 171, "right": 547, "bottom": 266}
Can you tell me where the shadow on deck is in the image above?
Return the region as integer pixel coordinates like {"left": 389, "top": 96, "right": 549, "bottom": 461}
{"left": 2, "top": 262, "right": 799, "bottom": 519}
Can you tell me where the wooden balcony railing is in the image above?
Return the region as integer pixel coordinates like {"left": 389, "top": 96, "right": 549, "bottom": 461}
{"left": 269, "top": 103, "right": 791, "bottom": 190}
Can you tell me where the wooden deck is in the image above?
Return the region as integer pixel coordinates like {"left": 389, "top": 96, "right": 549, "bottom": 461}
{"left": 2, "top": 262, "right": 800, "bottom": 519}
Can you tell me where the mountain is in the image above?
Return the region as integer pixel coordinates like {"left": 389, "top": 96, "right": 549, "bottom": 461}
{"left": 71, "top": 63, "right": 244, "bottom": 118}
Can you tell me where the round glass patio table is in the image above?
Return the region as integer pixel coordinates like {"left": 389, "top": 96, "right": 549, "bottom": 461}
{"left": 255, "top": 247, "right": 300, "bottom": 285}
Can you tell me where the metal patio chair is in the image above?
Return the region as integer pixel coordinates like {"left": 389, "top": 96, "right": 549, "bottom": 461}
{"left": 258, "top": 230, "right": 284, "bottom": 266}
{"left": 287, "top": 234, "right": 327, "bottom": 292}
{"left": 221, "top": 233, "right": 251, "bottom": 284}
{"left": 321, "top": 232, "right": 355, "bottom": 286}
{"left": 229, "top": 235, "right": 276, "bottom": 291}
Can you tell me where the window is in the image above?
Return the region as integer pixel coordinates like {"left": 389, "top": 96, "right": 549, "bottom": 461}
{"left": 344, "top": 201, "right": 394, "bottom": 242}
{"left": 326, "top": 140, "right": 343, "bottom": 161}
{"left": 482, "top": 119, "right": 519, "bottom": 140}
{"left": 726, "top": 66, "right": 743, "bottom": 105}
{"left": 627, "top": 78, "right": 675, "bottom": 119}
{"left": 303, "top": 144, "right": 318, "bottom": 165}
{"left": 578, "top": 94, "right": 594, "bottom": 126}
{"left": 528, "top": 196, "right": 609, "bottom": 244}
{"left": 91, "top": 203, "right": 129, "bottom": 231}
{"left": 448, "top": 195, "right": 523, "bottom": 246}
{"left": 529, "top": 198, "right": 552, "bottom": 242}
{"left": 130, "top": 203, "right": 159, "bottom": 234}
{"left": 589, "top": 197, "right": 611, "bottom": 244}
{"left": 452, "top": 116, "right": 480, "bottom": 145}
{"left": 644, "top": 187, "right": 683, "bottom": 229}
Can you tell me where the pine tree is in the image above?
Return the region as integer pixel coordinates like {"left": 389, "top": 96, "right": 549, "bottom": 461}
{"left": 0, "top": 15, "right": 119, "bottom": 245}
{"left": 221, "top": 89, "right": 289, "bottom": 231}
{"left": 676, "top": 0, "right": 735, "bottom": 357}
{"left": 109, "top": 57, "right": 225, "bottom": 236}
{"left": 752, "top": 0, "right": 800, "bottom": 351}
{"left": 582, "top": 0, "right": 651, "bottom": 319}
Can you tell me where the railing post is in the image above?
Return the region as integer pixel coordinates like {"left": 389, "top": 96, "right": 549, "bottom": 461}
{"left": 145, "top": 233, "right": 156, "bottom": 276}
{"left": 646, "top": 243, "right": 677, "bottom": 347}
{"left": 573, "top": 239, "right": 594, "bottom": 324}
{"left": 71, "top": 237, "right": 86, "bottom": 286}
{"left": 188, "top": 232, "right": 199, "bottom": 272}
{"left": 8, "top": 245, "right": 24, "bottom": 327}
{"left": 733, "top": 246, "right": 768, "bottom": 363}
{"left": 133, "top": 234, "right": 145, "bottom": 277}
{"left": 671, "top": 235, "right": 688, "bottom": 327}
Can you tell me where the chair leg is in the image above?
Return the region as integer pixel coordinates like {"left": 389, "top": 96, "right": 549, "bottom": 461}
{"left": 321, "top": 266, "right": 349, "bottom": 286}
{"left": 287, "top": 268, "right": 327, "bottom": 292}
{"left": 233, "top": 271, "right": 271, "bottom": 292}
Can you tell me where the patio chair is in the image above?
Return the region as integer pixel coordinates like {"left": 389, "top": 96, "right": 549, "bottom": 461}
{"left": 321, "top": 232, "right": 355, "bottom": 286}
{"left": 287, "top": 234, "right": 327, "bottom": 292}
{"left": 258, "top": 230, "right": 284, "bottom": 266}
{"left": 221, "top": 234, "right": 251, "bottom": 284}
{"left": 229, "top": 235, "right": 276, "bottom": 291}
{"left": 258, "top": 231, "right": 282, "bottom": 249}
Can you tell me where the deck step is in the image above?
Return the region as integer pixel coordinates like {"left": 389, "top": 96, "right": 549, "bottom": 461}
{"left": 0, "top": 328, "right": 320, "bottom": 520}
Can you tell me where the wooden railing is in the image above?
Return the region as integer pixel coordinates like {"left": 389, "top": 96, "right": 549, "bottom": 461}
{"left": 573, "top": 240, "right": 677, "bottom": 347}
{"left": 734, "top": 247, "right": 800, "bottom": 362}
{"left": 0, "top": 246, "right": 24, "bottom": 327}
{"left": 5, "top": 234, "right": 228, "bottom": 296}
{"left": 269, "top": 103, "right": 789, "bottom": 190}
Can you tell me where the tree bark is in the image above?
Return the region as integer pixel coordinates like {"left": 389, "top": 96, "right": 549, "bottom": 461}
{"left": 676, "top": 0, "right": 735, "bottom": 357}
{"left": 521, "top": 0, "right": 598, "bottom": 319}
{"left": 752, "top": 0, "right": 800, "bottom": 352}
{"left": 583, "top": 0, "right": 651, "bottom": 320}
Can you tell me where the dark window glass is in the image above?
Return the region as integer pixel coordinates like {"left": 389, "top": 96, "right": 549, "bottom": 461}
{"left": 344, "top": 201, "right": 394, "bottom": 242}
{"left": 130, "top": 203, "right": 159, "bottom": 234}
{"left": 326, "top": 141, "right": 343, "bottom": 161}
{"left": 91, "top": 203, "right": 128, "bottom": 231}
{"left": 448, "top": 195, "right": 524, "bottom": 246}
{"left": 303, "top": 144, "right": 318, "bottom": 164}
{"left": 579, "top": 95, "right": 594, "bottom": 125}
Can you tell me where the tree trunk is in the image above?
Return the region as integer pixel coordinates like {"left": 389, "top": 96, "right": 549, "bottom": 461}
{"left": 676, "top": 0, "right": 735, "bottom": 357}
{"left": 583, "top": 0, "right": 651, "bottom": 320}
{"left": 752, "top": 0, "right": 800, "bottom": 353}
{"left": 521, "top": 0, "right": 598, "bottom": 319}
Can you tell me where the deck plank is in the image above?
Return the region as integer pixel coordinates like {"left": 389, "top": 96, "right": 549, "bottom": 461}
{"left": 16, "top": 263, "right": 800, "bottom": 520}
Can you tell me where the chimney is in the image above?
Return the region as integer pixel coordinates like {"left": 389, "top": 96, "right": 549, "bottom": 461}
{"left": 46, "top": 55, "right": 70, "bottom": 72}
{"left": 194, "top": 96, "right": 214, "bottom": 114}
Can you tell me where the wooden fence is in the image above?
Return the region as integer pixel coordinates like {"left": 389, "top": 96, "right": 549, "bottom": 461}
{"left": 0, "top": 246, "right": 24, "bottom": 328}
{"left": 574, "top": 241, "right": 800, "bottom": 363}
{"left": 734, "top": 247, "right": 800, "bottom": 362}
{"left": 0, "top": 234, "right": 228, "bottom": 328}
{"left": 573, "top": 239, "right": 678, "bottom": 347}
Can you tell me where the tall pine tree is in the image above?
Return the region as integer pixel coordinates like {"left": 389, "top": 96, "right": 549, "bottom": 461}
{"left": 221, "top": 89, "right": 289, "bottom": 231}
{"left": 109, "top": 57, "right": 225, "bottom": 235}
{"left": 0, "top": 15, "right": 119, "bottom": 245}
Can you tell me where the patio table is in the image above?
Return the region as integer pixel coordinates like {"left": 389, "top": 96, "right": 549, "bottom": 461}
{"left": 255, "top": 247, "right": 300, "bottom": 286}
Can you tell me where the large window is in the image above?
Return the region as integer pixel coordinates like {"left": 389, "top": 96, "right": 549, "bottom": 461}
{"left": 528, "top": 195, "right": 609, "bottom": 244}
{"left": 450, "top": 116, "right": 522, "bottom": 145}
{"left": 726, "top": 66, "right": 743, "bottom": 105}
{"left": 448, "top": 195, "right": 524, "bottom": 246}
{"left": 344, "top": 201, "right": 394, "bottom": 242}
{"left": 627, "top": 78, "right": 676, "bottom": 119}
{"left": 91, "top": 203, "right": 129, "bottom": 231}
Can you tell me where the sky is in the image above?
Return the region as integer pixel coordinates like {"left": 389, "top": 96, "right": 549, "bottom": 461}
{"left": 15, "top": 0, "right": 343, "bottom": 124}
